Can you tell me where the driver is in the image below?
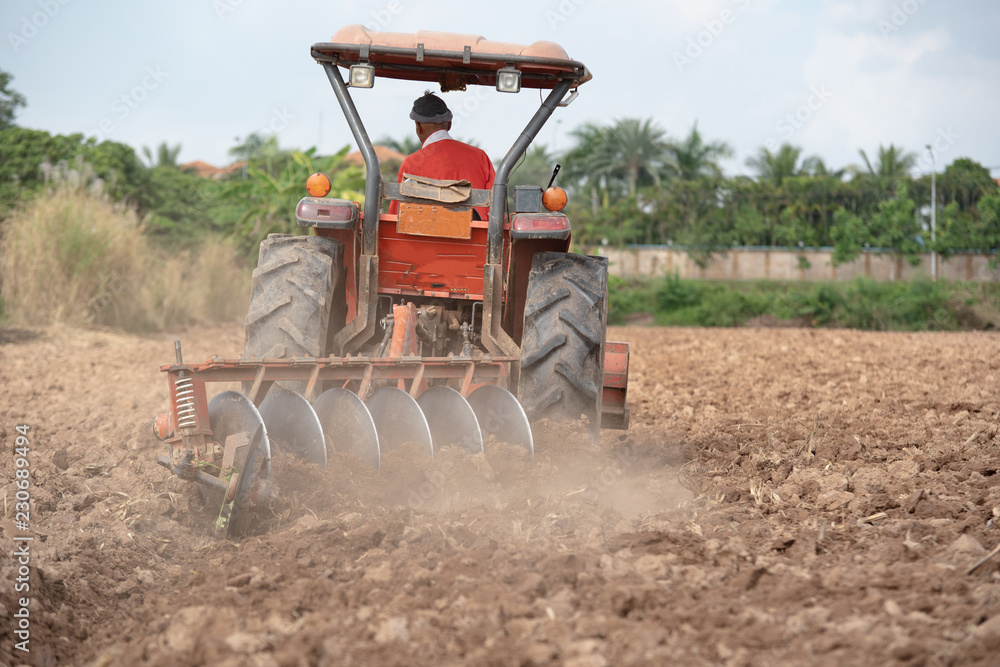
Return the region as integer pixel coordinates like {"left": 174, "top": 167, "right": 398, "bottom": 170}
{"left": 389, "top": 91, "right": 495, "bottom": 221}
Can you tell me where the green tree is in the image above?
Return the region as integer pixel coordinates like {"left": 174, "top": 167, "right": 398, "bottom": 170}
{"left": 936, "top": 192, "right": 1000, "bottom": 255}
{"left": 831, "top": 184, "right": 924, "bottom": 265}
{"left": 978, "top": 194, "right": 1000, "bottom": 249}
{"left": 937, "top": 157, "right": 998, "bottom": 212}
{"left": 229, "top": 133, "right": 293, "bottom": 178}
{"left": 854, "top": 144, "right": 917, "bottom": 190}
{"left": 671, "top": 122, "right": 732, "bottom": 181}
{"left": 561, "top": 122, "right": 615, "bottom": 215}
{"left": 870, "top": 184, "right": 924, "bottom": 264}
{"left": 0, "top": 70, "right": 26, "bottom": 130}
{"left": 229, "top": 132, "right": 269, "bottom": 164}
{"left": 142, "top": 142, "right": 182, "bottom": 168}
{"left": 83, "top": 138, "right": 150, "bottom": 204}
{"left": 224, "top": 146, "right": 364, "bottom": 251}
{"left": 806, "top": 157, "right": 846, "bottom": 179}
{"left": 744, "top": 143, "right": 818, "bottom": 186}
{"left": 830, "top": 207, "right": 868, "bottom": 265}
{"left": 563, "top": 118, "right": 675, "bottom": 198}
{"left": 141, "top": 167, "right": 226, "bottom": 248}
{"left": 0, "top": 127, "right": 148, "bottom": 208}
{"left": 602, "top": 118, "right": 675, "bottom": 196}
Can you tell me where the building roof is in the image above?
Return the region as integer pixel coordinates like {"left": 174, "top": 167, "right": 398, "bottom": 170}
{"left": 344, "top": 145, "right": 407, "bottom": 167}
{"left": 179, "top": 160, "right": 242, "bottom": 179}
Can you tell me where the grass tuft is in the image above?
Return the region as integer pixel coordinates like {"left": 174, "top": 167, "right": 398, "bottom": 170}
{"left": 1, "top": 186, "right": 248, "bottom": 331}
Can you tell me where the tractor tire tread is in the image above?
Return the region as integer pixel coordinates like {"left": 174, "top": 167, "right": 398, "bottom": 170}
{"left": 244, "top": 294, "right": 292, "bottom": 326}
{"left": 523, "top": 286, "right": 570, "bottom": 319}
{"left": 253, "top": 255, "right": 300, "bottom": 277}
{"left": 520, "top": 332, "right": 567, "bottom": 369}
{"left": 522, "top": 385, "right": 562, "bottom": 416}
{"left": 558, "top": 309, "right": 601, "bottom": 349}
{"left": 243, "top": 234, "right": 343, "bottom": 394}
{"left": 517, "top": 252, "right": 608, "bottom": 438}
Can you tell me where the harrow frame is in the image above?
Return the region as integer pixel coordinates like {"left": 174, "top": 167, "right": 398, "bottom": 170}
{"left": 159, "top": 351, "right": 516, "bottom": 455}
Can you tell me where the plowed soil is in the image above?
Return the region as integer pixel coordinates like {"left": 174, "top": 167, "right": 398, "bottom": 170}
{"left": 2, "top": 323, "right": 1000, "bottom": 666}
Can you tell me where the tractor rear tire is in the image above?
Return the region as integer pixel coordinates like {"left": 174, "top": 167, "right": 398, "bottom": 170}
{"left": 243, "top": 234, "right": 343, "bottom": 395}
{"left": 517, "top": 252, "right": 608, "bottom": 439}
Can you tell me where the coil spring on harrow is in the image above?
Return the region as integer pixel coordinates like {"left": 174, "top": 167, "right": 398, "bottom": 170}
{"left": 174, "top": 376, "right": 198, "bottom": 429}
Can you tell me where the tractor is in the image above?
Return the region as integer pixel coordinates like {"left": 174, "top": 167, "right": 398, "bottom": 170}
{"left": 154, "top": 26, "right": 630, "bottom": 535}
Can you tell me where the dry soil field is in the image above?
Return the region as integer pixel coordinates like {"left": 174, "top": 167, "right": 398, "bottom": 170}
{"left": 2, "top": 323, "right": 1000, "bottom": 666}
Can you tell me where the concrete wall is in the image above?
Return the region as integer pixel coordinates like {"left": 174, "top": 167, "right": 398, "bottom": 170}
{"left": 594, "top": 246, "right": 1000, "bottom": 282}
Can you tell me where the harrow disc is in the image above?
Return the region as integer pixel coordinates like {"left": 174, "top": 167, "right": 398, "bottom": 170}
{"left": 258, "top": 388, "right": 327, "bottom": 467}
{"left": 225, "top": 423, "right": 271, "bottom": 537}
{"left": 366, "top": 387, "right": 434, "bottom": 458}
{"left": 417, "top": 386, "right": 484, "bottom": 455}
{"left": 313, "top": 388, "right": 381, "bottom": 471}
{"left": 466, "top": 385, "right": 534, "bottom": 459}
{"left": 207, "top": 391, "right": 274, "bottom": 535}
{"left": 208, "top": 391, "right": 271, "bottom": 480}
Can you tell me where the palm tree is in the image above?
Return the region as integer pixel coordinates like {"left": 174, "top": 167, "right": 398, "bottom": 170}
{"left": 564, "top": 118, "right": 676, "bottom": 196}
{"left": 671, "top": 122, "right": 732, "bottom": 181}
{"left": 561, "top": 118, "right": 676, "bottom": 213}
{"left": 855, "top": 144, "right": 918, "bottom": 181}
{"left": 803, "top": 157, "right": 845, "bottom": 179}
{"left": 142, "top": 142, "right": 182, "bottom": 168}
{"left": 744, "top": 143, "right": 819, "bottom": 186}
{"left": 598, "top": 118, "right": 676, "bottom": 196}
{"left": 561, "top": 122, "right": 613, "bottom": 215}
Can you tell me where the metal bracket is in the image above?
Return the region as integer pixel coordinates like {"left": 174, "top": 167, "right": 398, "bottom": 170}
{"left": 359, "top": 44, "right": 370, "bottom": 60}
{"left": 304, "top": 363, "right": 322, "bottom": 401}
{"left": 408, "top": 363, "right": 426, "bottom": 397}
{"left": 462, "top": 45, "right": 471, "bottom": 64}
{"left": 557, "top": 88, "right": 579, "bottom": 108}
{"left": 416, "top": 43, "right": 424, "bottom": 62}
{"left": 247, "top": 365, "right": 266, "bottom": 404}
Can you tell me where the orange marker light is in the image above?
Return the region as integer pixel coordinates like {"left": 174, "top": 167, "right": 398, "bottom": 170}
{"left": 542, "top": 186, "right": 567, "bottom": 212}
{"left": 306, "top": 172, "right": 332, "bottom": 197}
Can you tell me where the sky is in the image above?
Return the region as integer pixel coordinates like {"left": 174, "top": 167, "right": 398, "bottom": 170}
{"left": 2, "top": 0, "right": 999, "bottom": 180}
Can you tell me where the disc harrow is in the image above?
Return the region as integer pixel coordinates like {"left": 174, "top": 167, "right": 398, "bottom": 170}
{"left": 155, "top": 341, "right": 531, "bottom": 535}
{"left": 152, "top": 26, "right": 635, "bottom": 537}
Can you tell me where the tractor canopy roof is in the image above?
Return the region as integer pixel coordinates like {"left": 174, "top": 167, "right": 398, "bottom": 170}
{"left": 312, "top": 25, "right": 591, "bottom": 91}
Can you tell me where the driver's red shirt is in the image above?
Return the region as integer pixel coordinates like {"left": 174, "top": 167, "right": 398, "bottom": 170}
{"left": 389, "top": 137, "right": 495, "bottom": 221}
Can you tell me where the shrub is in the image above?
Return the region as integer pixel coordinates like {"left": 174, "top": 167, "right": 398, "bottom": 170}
{"left": 694, "top": 286, "right": 771, "bottom": 327}
{"left": 608, "top": 275, "right": 656, "bottom": 324}
{"left": 604, "top": 274, "right": 994, "bottom": 331}
{"left": 656, "top": 272, "right": 699, "bottom": 311}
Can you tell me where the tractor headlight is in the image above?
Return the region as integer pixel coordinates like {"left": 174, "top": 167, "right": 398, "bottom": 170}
{"left": 496, "top": 66, "right": 521, "bottom": 93}
{"left": 349, "top": 63, "right": 374, "bottom": 88}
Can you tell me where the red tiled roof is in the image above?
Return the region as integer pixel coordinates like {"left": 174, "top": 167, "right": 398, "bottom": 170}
{"left": 180, "top": 160, "right": 243, "bottom": 179}
{"left": 345, "top": 145, "right": 407, "bottom": 167}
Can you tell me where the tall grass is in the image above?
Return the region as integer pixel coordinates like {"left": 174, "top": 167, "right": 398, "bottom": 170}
{"left": 1, "top": 182, "right": 249, "bottom": 331}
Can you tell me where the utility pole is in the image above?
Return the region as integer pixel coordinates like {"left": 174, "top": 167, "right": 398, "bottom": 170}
{"left": 925, "top": 144, "right": 936, "bottom": 281}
